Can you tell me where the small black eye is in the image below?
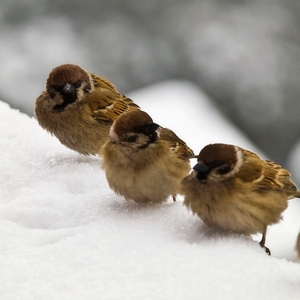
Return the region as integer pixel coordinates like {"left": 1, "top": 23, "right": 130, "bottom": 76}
{"left": 217, "top": 165, "right": 232, "bottom": 175}
{"left": 73, "top": 81, "right": 81, "bottom": 88}
{"left": 53, "top": 85, "right": 63, "bottom": 92}
{"left": 83, "top": 83, "right": 91, "bottom": 94}
{"left": 132, "top": 126, "right": 142, "bottom": 133}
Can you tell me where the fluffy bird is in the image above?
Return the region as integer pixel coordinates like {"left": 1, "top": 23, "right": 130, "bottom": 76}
{"left": 180, "top": 143, "right": 300, "bottom": 255}
{"left": 101, "top": 110, "right": 194, "bottom": 204}
{"left": 35, "top": 64, "right": 139, "bottom": 155}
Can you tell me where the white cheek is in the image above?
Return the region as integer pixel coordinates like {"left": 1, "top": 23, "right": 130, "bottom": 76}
{"left": 87, "top": 73, "right": 95, "bottom": 90}
{"left": 233, "top": 147, "right": 244, "bottom": 173}
{"left": 109, "top": 124, "right": 120, "bottom": 143}
{"left": 157, "top": 128, "right": 161, "bottom": 139}
{"left": 77, "top": 79, "right": 94, "bottom": 102}
{"left": 208, "top": 148, "right": 244, "bottom": 182}
{"left": 190, "top": 170, "right": 197, "bottom": 177}
{"left": 76, "top": 88, "right": 85, "bottom": 101}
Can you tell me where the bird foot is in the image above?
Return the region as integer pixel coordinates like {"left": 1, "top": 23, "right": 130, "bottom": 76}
{"left": 262, "top": 245, "right": 271, "bottom": 256}
{"left": 259, "top": 229, "right": 271, "bottom": 255}
{"left": 259, "top": 241, "right": 271, "bottom": 255}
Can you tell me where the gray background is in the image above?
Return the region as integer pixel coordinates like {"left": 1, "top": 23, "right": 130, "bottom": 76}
{"left": 1, "top": 0, "right": 300, "bottom": 166}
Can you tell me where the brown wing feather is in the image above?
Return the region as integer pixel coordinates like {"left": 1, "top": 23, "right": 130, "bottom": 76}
{"left": 239, "top": 149, "right": 299, "bottom": 197}
{"left": 261, "top": 160, "right": 298, "bottom": 195}
{"left": 88, "top": 74, "right": 140, "bottom": 124}
{"left": 159, "top": 127, "right": 194, "bottom": 159}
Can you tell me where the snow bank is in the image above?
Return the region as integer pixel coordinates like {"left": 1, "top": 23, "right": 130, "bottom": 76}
{"left": 1, "top": 82, "right": 299, "bottom": 300}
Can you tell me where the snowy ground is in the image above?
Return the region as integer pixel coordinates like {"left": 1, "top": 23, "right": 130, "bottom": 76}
{"left": 1, "top": 81, "right": 300, "bottom": 300}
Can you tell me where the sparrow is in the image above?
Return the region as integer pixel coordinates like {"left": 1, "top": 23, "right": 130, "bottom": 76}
{"left": 100, "top": 110, "right": 194, "bottom": 204}
{"left": 35, "top": 64, "right": 139, "bottom": 155}
{"left": 180, "top": 143, "right": 300, "bottom": 255}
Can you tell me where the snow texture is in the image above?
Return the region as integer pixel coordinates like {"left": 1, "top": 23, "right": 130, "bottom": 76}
{"left": 1, "top": 81, "right": 300, "bottom": 300}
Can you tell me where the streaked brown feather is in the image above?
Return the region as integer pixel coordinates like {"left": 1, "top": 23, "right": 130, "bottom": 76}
{"left": 238, "top": 148, "right": 299, "bottom": 197}
{"left": 259, "top": 160, "right": 298, "bottom": 195}
{"left": 159, "top": 127, "right": 194, "bottom": 159}
{"left": 87, "top": 74, "right": 139, "bottom": 124}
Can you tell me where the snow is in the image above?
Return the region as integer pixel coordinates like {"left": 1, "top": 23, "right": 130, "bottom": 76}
{"left": 1, "top": 81, "right": 300, "bottom": 300}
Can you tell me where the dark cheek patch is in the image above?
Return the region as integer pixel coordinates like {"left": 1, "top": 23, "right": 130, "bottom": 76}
{"left": 126, "top": 135, "right": 138, "bottom": 143}
{"left": 217, "top": 165, "right": 232, "bottom": 175}
{"left": 137, "top": 131, "right": 158, "bottom": 149}
{"left": 83, "top": 84, "right": 91, "bottom": 93}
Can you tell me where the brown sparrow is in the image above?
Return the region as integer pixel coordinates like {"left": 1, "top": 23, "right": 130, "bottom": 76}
{"left": 100, "top": 110, "right": 194, "bottom": 204}
{"left": 180, "top": 143, "right": 300, "bottom": 255}
{"left": 35, "top": 64, "right": 139, "bottom": 155}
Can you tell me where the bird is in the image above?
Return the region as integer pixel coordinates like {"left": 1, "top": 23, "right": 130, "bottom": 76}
{"left": 35, "top": 64, "right": 139, "bottom": 155}
{"left": 180, "top": 143, "right": 300, "bottom": 255}
{"left": 100, "top": 110, "right": 194, "bottom": 204}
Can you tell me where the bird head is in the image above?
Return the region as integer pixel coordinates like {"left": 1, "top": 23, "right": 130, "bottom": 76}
{"left": 109, "top": 110, "right": 160, "bottom": 149}
{"left": 46, "top": 64, "right": 92, "bottom": 111}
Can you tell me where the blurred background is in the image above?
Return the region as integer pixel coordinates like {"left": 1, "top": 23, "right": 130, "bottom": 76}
{"left": 1, "top": 0, "right": 300, "bottom": 170}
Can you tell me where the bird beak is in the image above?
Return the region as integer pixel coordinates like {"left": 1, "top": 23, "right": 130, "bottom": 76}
{"left": 145, "top": 122, "right": 160, "bottom": 134}
{"left": 62, "top": 83, "right": 76, "bottom": 95}
{"left": 193, "top": 160, "right": 209, "bottom": 173}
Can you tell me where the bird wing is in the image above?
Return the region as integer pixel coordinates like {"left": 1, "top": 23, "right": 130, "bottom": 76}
{"left": 261, "top": 160, "right": 297, "bottom": 193}
{"left": 237, "top": 149, "right": 266, "bottom": 182}
{"left": 238, "top": 149, "right": 297, "bottom": 195}
{"left": 159, "top": 127, "right": 194, "bottom": 159}
{"left": 88, "top": 74, "right": 140, "bottom": 124}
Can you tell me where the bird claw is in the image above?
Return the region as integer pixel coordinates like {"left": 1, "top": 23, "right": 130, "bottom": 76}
{"left": 259, "top": 240, "right": 271, "bottom": 255}
{"left": 263, "top": 246, "right": 271, "bottom": 256}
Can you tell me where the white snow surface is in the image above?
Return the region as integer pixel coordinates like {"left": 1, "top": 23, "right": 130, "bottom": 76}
{"left": 1, "top": 81, "right": 300, "bottom": 300}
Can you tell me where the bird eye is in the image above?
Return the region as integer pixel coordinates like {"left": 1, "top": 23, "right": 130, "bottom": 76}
{"left": 132, "top": 126, "right": 142, "bottom": 133}
{"left": 73, "top": 81, "right": 81, "bottom": 88}
{"left": 83, "top": 83, "right": 91, "bottom": 94}
{"left": 217, "top": 165, "right": 232, "bottom": 175}
{"left": 53, "top": 85, "right": 63, "bottom": 92}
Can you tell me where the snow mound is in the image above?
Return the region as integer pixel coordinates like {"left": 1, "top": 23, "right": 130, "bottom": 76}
{"left": 1, "top": 81, "right": 299, "bottom": 300}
